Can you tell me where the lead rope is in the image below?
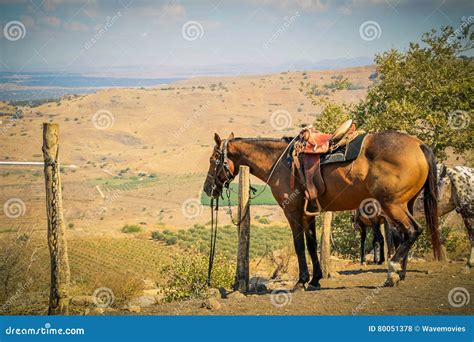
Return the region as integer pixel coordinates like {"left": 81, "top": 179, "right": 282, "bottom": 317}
{"left": 207, "top": 197, "right": 219, "bottom": 286}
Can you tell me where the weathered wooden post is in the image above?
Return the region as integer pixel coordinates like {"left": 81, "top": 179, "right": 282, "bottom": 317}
{"left": 234, "top": 165, "right": 250, "bottom": 293}
{"left": 43, "top": 123, "right": 70, "bottom": 315}
{"left": 320, "top": 211, "right": 332, "bottom": 278}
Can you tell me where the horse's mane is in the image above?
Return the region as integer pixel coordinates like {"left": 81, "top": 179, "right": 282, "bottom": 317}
{"left": 230, "top": 136, "right": 294, "bottom": 143}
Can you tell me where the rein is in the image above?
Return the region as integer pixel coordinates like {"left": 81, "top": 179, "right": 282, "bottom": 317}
{"left": 207, "top": 197, "right": 219, "bottom": 286}
{"left": 206, "top": 136, "right": 295, "bottom": 286}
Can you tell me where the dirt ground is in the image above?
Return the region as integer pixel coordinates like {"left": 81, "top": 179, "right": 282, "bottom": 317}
{"left": 137, "top": 260, "right": 473, "bottom": 315}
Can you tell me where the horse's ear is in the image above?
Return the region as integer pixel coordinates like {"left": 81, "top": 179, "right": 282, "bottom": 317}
{"left": 228, "top": 132, "right": 234, "bottom": 140}
{"left": 214, "top": 133, "right": 221, "bottom": 145}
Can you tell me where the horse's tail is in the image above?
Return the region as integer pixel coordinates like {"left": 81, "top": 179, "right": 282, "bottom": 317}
{"left": 420, "top": 144, "right": 442, "bottom": 260}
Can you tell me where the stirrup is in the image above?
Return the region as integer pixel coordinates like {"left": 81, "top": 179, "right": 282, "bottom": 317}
{"left": 303, "top": 198, "right": 320, "bottom": 216}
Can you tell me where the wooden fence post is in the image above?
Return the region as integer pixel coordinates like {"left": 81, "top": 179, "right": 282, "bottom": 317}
{"left": 234, "top": 165, "right": 250, "bottom": 293}
{"left": 43, "top": 123, "right": 70, "bottom": 315}
{"left": 320, "top": 211, "right": 332, "bottom": 278}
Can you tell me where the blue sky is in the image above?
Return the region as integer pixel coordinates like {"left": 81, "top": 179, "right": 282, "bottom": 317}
{"left": 0, "top": 0, "right": 472, "bottom": 77}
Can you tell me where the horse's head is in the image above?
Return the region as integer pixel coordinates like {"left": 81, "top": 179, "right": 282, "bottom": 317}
{"left": 203, "top": 132, "right": 235, "bottom": 198}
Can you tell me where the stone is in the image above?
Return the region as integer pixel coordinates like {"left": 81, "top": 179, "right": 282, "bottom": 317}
{"left": 206, "top": 288, "right": 222, "bottom": 299}
{"left": 201, "top": 298, "right": 222, "bottom": 310}
{"left": 125, "top": 305, "right": 141, "bottom": 313}
{"left": 129, "top": 295, "right": 156, "bottom": 307}
{"left": 227, "top": 291, "right": 246, "bottom": 299}
{"left": 71, "top": 295, "right": 96, "bottom": 306}
{"left": 91, "top": 307, "right": 104, "bottom": 315}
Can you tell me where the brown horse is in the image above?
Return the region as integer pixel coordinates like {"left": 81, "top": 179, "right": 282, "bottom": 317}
{"left": 352, "top": 210, "right": 392, "bottom": 265}
{"left": 203, "top": 131, "right": 441, "bottom": 289}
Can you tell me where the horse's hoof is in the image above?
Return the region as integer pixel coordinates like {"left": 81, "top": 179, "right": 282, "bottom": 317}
{"left": 384, "top": 273, "right": 400, "bottom": 287}
{"left": 306, "top": 283, "right": 321, "bottom": 291}
{"left": 292, "top": 282, "right": 306, "bottom": 292}
{"left": 361, "top": 262, "right": 367, "bottom": 266}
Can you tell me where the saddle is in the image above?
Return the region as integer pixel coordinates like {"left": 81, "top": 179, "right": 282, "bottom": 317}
{"left": 291, "top": 119, "right": 363, "bottom": 215}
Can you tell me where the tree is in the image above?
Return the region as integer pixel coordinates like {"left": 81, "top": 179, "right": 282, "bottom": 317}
{"left": 352, "top": 24, "right": 473, "bottom": 160}
{"left": 312, "top": 98, "right": 351, "bottom": 132}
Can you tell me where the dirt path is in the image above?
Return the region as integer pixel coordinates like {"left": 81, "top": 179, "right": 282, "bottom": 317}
{"left": 141, "top": 261, "right": 473, "bottom": 315}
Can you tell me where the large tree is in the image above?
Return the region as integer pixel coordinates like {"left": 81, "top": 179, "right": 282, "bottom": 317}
{"left": 352, "top": 24, "right": 473, "bottom": 160}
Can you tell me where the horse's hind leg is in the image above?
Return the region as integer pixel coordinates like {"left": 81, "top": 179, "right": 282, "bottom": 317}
{"left": 360, "top": 225, "right": 367, "bottom": 265}
{"left": 303, "top": 215, "right": 322, "bottom": 290}
{"left": 382, "top": 205, "right": 422, "bottom": 286}
{"left": 373, "top": 223, "right": 385, "bottom": 265}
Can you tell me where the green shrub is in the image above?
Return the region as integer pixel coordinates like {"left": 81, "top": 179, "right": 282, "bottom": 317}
{"left": 257, "top": 217, "right": 270, "bottom": 225}
{"left": 161, "top": 249, "right": 235, "bottom": 302}
{"left": 121, "top": 224, "right": 141, "bottom": 233}
{"left": 329, "top": 212, "right": 364, "bottom": 260}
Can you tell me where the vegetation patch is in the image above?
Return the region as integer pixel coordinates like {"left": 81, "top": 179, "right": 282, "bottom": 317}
{"left": 151, "top": 224, "right": 292, "bottom": 259}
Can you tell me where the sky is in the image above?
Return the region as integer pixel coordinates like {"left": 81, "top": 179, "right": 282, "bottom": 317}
{"left": 0, "top": 0, "right": 472, "bottom": 77}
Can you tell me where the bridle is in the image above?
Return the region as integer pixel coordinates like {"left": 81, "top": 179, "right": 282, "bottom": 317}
{"left": 209, "top": 139, "right": 235, "bottom": 196}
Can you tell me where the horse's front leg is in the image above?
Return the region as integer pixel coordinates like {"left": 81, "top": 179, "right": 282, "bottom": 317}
{"left": 284, "top": 209, "right": 309, "bottom": 290}
{"left": 303, "top": 215, "right": 322, "bottom": 290}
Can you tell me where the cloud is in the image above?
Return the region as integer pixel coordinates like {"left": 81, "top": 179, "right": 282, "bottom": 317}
{"left": 40, "top": 16, "right": 62, "bottom": 28}
{"left": 202, "top": 20, "right": 222, "bottom": 30}
{"left": 160, "top": 3, "right": 186, "bottom": 20}
{"left": 63, "top": 20, "right": 89, "bottom": 32}
{"left": 20, "top": 15, "right": 36, "bottom": 29}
